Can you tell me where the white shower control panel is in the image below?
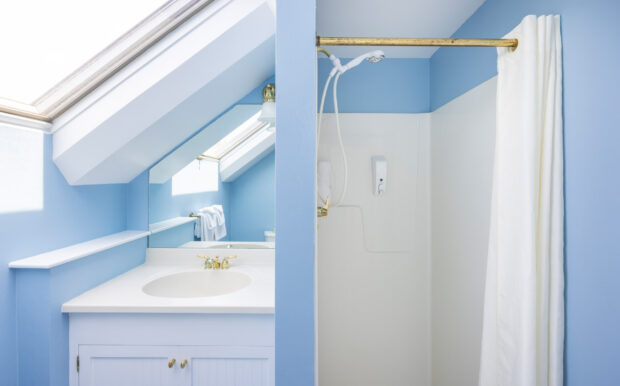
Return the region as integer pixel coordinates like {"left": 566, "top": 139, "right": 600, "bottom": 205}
{"left": 372, "top": 156, "right": 387, "bottom": 196}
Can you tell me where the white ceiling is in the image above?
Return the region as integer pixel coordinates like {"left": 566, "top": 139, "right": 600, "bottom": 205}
{"left": 317, "top": 0, "right": 486, "bottom": 58}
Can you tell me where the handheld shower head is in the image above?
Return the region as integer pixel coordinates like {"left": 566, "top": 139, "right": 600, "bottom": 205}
{"left": 366, "top": 51, "right": 385, "bottom": 63}
{"left": 326, "top": 50, "right": 386, "bottom": 76}
{"left": 317, "top": 49, "right": 384, "bottom": 209}
{"left": 341, "top": 50, "right": 385, "bottom": 72}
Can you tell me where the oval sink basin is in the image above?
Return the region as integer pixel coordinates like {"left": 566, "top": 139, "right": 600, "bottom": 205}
{"left": 143, "top": 271, "right": 251, "bottom": 298}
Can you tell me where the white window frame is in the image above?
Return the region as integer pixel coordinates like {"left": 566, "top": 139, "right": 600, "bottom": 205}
{"left": 200, "top": 112, "right": 270, "bottom": 160}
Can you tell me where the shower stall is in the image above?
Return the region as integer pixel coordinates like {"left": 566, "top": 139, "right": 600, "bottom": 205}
{"left": 316, "top": 61, "right": 497, "bottom": 386}
{"left": 315, "top": 15, "right": 563, "bottom": 385}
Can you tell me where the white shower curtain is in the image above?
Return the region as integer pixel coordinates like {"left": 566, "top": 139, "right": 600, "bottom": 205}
{"left": 479, "top": 15, "right": 564, "bottom": 386}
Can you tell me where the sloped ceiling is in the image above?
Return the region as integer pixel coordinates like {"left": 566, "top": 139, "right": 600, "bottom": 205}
{"left": 317, "top": 0, "right": 485, "bottom": 58}
{"left": 52, "top": 0, "right": 275, "bottom": 185}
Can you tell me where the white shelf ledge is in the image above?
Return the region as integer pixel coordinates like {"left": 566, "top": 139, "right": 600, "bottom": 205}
{"left": 149, "top": 217, "right": 196, "bottom": 235}
{"left": 9, "top": 230, "right": 150, "bottom": 269}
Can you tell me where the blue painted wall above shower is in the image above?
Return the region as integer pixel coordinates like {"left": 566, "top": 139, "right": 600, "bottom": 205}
{"left": 318, "top": 58, "right": 430, "bottom": 113}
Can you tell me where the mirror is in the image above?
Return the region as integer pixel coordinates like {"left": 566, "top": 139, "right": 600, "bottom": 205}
{"left": 148, "top": 104, "right": 275, "bottom": 249}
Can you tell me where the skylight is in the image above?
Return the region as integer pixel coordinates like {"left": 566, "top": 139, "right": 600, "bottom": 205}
{"left": 200, "top": 111, "right": 270, "bottom": 160}
{"left": 0, "top": 0, "right": 165, "bottom": 105}
{"left": 0, "top": 0, "right": 215, "bottom": 122}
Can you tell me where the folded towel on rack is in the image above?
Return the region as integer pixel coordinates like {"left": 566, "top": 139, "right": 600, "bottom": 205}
{"left": 194, "top": 205, "right": 226, "bottom": 241}
{"left": 204, "top": 205, "right": 226, "bottom": 240}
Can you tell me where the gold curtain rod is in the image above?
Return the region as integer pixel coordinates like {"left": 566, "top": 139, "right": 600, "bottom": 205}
{"left": 316, "top": 36, "right": 518, "bottom": 48}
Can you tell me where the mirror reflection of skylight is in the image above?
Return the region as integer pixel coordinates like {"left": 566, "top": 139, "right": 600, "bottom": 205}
{"left": 220, "top": 127, "right": 274, "bottom": 169}
{"left": 0, "top": 0, "right": 167, "bottom": 105}
{"left": 201, "top": 111, "right": 270, "bottom": 160}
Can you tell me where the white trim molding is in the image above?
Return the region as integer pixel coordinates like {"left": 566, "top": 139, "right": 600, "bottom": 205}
{"left": 0, "top": 111, "right": 53, "bottom": 133}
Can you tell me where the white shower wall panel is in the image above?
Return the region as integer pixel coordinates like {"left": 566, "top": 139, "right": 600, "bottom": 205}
{"left": 430, "top": 77, "right": 497, "bottom": 386}
{"left": 318, "top": 113, "right": 431, "bottom": 386}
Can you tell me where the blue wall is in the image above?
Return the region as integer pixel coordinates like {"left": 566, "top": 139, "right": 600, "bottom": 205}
{"left": 0, "top": 126, "right": 142, "bottom": 386}
{"left": 430, "top": 0, "right": 620, "bottom": 384}
{"left": 318, "top": 58, "right": 430, "bottom": 113}
{"left": 275, "top": 0, "right": 316, "bottom": 384}
{"left": 15, "top": 240, "right": 145, "bottom": 386}
{"left": 229, "top": 150, "right": 275, "bottom": 241}
{"left": 126, "top": 171, "right": 149, "bottom": 230}
{"left": 149, "top": 222, "right": 197, "bottom": 247}
{"left": 430, "top": 0, "right": 561, "bottom": 110}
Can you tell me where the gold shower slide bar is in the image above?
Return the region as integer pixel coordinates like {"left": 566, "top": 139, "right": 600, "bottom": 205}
{"left": 316, "top": 36, "right": 518, "bottom": 48}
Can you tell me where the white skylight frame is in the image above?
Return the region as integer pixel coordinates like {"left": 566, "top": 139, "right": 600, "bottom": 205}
{"left": 0, "top": 0, "right": 216, "bottom": 123}
{"left": 200, "top": 111, "right": 270, "bottom": 160}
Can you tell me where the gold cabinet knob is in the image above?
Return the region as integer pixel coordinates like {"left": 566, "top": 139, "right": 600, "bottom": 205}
{"left": 180, "top": 359, "right": 188, "bottom": 369}
{"left": 168, "top": 358, "right": 176, "bottom": 368}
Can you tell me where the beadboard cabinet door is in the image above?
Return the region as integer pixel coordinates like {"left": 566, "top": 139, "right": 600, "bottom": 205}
{"left": 78, "top": 345, "right": 181, "bottom": 386}
{"left": 185, "top": 346, "right": 274, "bottom": 386}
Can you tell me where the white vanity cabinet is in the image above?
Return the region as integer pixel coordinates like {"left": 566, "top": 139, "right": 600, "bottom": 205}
{"left": 69, "top": 313, "right": 274, "bottom": 386}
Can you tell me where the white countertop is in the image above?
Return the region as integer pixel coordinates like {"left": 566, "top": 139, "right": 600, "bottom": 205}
{"left": 62, "top": 248, "right": 274, "bottom": 314}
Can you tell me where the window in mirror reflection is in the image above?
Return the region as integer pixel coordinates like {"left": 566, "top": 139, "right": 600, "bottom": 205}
{"left": 201, "top": 111, "right": 267, "bottom": 159}
{"left": 172, "top": 159, "right": 218, "bottom": 196}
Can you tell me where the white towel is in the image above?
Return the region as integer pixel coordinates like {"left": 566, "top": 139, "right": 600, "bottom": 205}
{"left": 193, "top": 205, "right": 226, "bottom": 241}
{"left": 204, "top": 205, "right": 226, "bottom": 240}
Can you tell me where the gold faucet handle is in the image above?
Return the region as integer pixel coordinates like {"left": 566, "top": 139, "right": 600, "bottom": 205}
{"left": 197, "top": 255, "right": 213, "bottom": 269}
{"left": 221, "top": 255, "right": 237, "bottom": 269}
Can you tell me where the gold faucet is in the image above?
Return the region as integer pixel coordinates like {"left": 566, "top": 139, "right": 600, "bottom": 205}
{"left": 197, "top": 255, "right": 237, "bottom": 269}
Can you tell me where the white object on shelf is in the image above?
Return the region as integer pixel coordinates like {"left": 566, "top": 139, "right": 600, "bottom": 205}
{"left": 264, "top": 230, "right": 275, "bottom": 242}
{"left": 372, "top": 155, "right": 387, "bottom": 196}
{"left": 149, "top": 217, "right": 196, "bottom": 235}
{"left": 8, "top": 230, "right": 150, "bottom": 269}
